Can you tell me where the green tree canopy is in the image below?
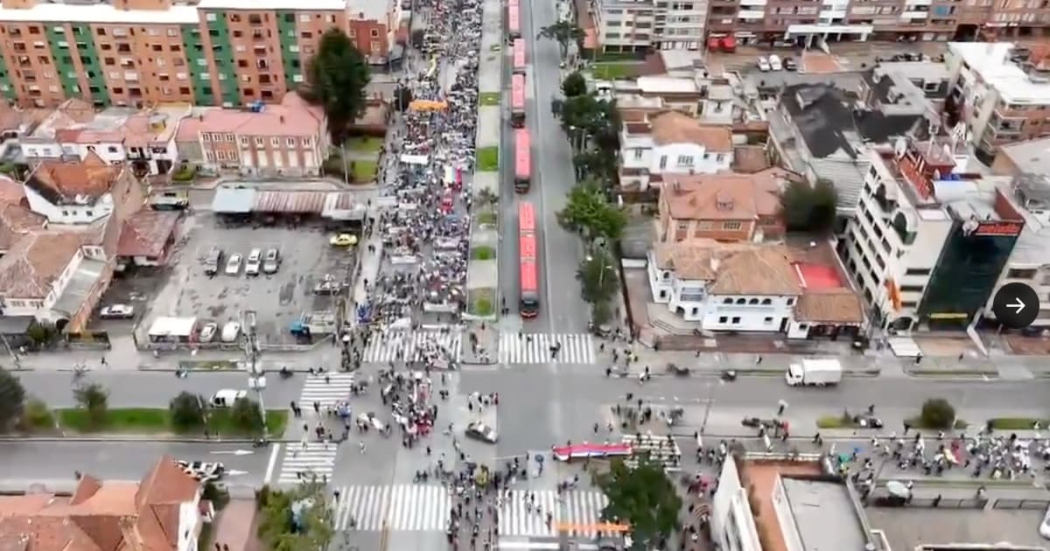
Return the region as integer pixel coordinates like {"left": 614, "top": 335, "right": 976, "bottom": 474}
{"left": 231, "top": 397, "right": 265, "bottom": 434}
{"left": 169, "top": 391, "right": 205, "bottom": 431}
{"left": 577, "top": 248, "right": 620, "bottom": 304}
{"left": 779, "top": 178, "right": 839, "bottom": 233}
{"left": 301, "top": 29, "right": 372, "bottom": 144}
{"left": 562, "top": 71, "right": 587, "bottom": 98}
{"left": 73, "top": 383, "right": 108, "bottom": 427}
{"left": 558, "top": 181, "right": 628, "bottom": 240}
{"left": 0, "top": 368, "right": 25, "bottom": 431}
{"left": 257, "top": 482, "right": 334, "bottom": 551}
{"left": 538, "top": 21, "right": 585, "bottom": 58}
{"left": 919, "top": 398, "right": 956, "bottom": 429}
{"left": 594, "top": 458, "right": 682, "bottom": 549}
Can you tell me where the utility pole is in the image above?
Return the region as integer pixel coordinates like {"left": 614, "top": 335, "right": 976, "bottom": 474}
{"left": 0, "top": 331, "right": 20, "bottom": 369}
{"left": 701, "top": 380, "right": 718, "bottom": 435}
{"left": 242, "top": 310, "right": 268, "bottom": 440}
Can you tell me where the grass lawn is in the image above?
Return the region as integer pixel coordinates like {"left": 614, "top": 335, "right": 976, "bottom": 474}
{"left": 351, "top": 159, "right": 378, "bottom": 183}
{"left": 477, "top": 147, "right": 499, "bottom": 172}
{"left": 345, "top": 137, "right": 383, "bottom": 153}
{"left": 468, "top": 288, "right": 496, "bottom": 317}
{"left": 177, "top": 359, "right": 240, "bottom": 371}
{"left": 480, "top": 92, "right": 501, "bottom": 106}
{"left": 986, "top": 417, "right": 1049, "bottom": 430}
{"left": 592, "top": 62, "right": 637, "bottom": 80}
{"left": 904, "top": 416, "right": 969, "bottom": 430}
{"left": 816, "top": 415, "right": 859, "bottom": 429}
{"left": 595, "top": 52, "right": 642, "bottom": 62}
{"left": 55, "top": 408, "right": 288, "bottom": 437}
{"left": 471, "top": 246, "right": 496, "bottom": 261}
{"left": 476, "top": 210, "right": 498, "bottom": 226}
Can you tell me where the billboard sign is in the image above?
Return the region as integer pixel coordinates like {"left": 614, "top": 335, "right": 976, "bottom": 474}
{"left": 973, "top": 221, "right": 1023, "bottom": 237}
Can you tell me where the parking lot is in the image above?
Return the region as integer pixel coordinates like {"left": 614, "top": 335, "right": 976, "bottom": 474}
{"left": 103, "top": 213, "right": 356, "bottom": 346}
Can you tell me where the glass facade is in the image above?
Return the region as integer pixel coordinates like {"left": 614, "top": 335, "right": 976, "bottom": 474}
{"left": 919, "top": 223, "right": 1019, "bottom": 328}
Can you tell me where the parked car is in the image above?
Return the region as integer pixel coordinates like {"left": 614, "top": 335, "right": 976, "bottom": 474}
{"left": 100, "top": 304, "right": 135, "bottom": 319}
{"left": 203, "top": 247, "right": 223, "bottom": 276}
{"left": 263, "top": 248, "right": 280, "bottom": 274}
{"left": 198, "top": 322, "right": 218, "bottom": 343}
{"left": 329, "top": 234, "right": 358, "bottom": 247}
{"left": 768, "top": 54, "right": 783, "bottom": 71}
{"left": 783, "top": 57, "right": 798, "bottom": 71}
{"left": 225, "top": 254, "right": 242, "bottom": 275}
{"left": 757, "top": 56, "right": 771, "bottom": 72}
{"left": 221, "top": 321, "right": 241, "bottom": 342}
{"left": 465, "top": 421, "right": 498, "bottom": 444}
{"left": 245, "top": 248, "right": 262, "bottom": 276}
{"left": 176, "top": 460, "right": 225, "bottom": 482}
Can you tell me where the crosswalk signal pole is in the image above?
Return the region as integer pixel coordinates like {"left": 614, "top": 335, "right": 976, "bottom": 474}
{"left": 242, "top": 310, "right": 269, "bottom": 440}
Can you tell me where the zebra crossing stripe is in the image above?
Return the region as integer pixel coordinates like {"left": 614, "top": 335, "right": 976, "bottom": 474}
{"left": 497, "top": 490, "right": 608, "bottom": 537}
{"left": 362, "top": 330, "right": 463, "bottom": 363}
{"left": 276, "top": 442, "right": 338, "bottom": 484}
{"left": 299, "top": 373, "right": 357, "bottom": 408}
{"left": 497, "top": 334, "right": 596, "bottom": 364}
{"left": 333, "top": 485, "right": 451, "bottom": 531}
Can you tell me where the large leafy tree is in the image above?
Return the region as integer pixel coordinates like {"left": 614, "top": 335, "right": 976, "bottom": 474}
{"left": 301, "top": 29, "right": 372, "bottom": 144}
{"left": 73, "top": 383, "right": 109, "bottom": 427}
{"left": 231, "top": 397, "right": 265, "bottom": 435}
{"left": 169, "top": 391, "right": 205, "bottom": 431}
{"left": 562, "top": 71, "right": 587, "bottom": 98}
{"left": 577, "top": 248, "right": 620, "bottom": 304}
{"left": 257, "top": 482, "right": 334, "bottom": 551}
{"left": 594, "top": 458, "right": 682, "bottom": 549}
{"left": 0, "top": 368, "right": 25, "bottom": 431}
{"left": 779, "top": 178, "right": 839, "bottom": 234}
{"left": 539, "top": 21, "right": 585, "bottom": 58}
{"left": 558, "top": 181, "right": 627, "bottom": 240}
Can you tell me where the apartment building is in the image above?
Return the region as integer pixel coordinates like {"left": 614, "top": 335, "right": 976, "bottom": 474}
{"left": 0, "top": 0, "right": 399, "bottom": 108}
{"left": 838, "top": 141, "right": 1026, "bottom": 332}
{"left": 944, "top": 42, "right": 1050, "bottom": 161}
{"left": 590, "top": 0, "right": 708, "bottom": 52}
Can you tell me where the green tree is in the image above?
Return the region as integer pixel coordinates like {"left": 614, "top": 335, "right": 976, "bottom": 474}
{"left": 257, "top": 482, "right": 334, "bottom": 551}
{"left": 573, "top": 149, "right": 618, "bottom": 184}
{"left": 557, "top": 181, "right": 628, "bottom": 240}
{"left": 779, "top": 178, "right": 839, "bottom": 233}
{"left": 169, "top": 391, "right": 205, "bottom": 432}
{"left": 562, "top": 71, "right": 587, "bottom": 98}
{"left": 231, "top": 397, "right": 265, "bottom": 434}
{"left": 577, "top": 249, "right": 620, "bottom": 304}
{"left": 0, "top": 368, "right": 26, "bottom": 431}
{"left": 73, "top": 383, "right": 109, "bottom": 427}
{"left": 591, "top": 300, "right": 613, "bottom": 325}
{"left": 538, "top": 21, "right": 585, "bottom": 58}
{"left": 393, "top": 85, "right": 413, "bottom": 112}
{"left": 301, "top": 29, "right": 372, "bottom": 144}
{"left": 919, "top": 398, "right": 956, "bottom": 429}
{"left": 594, "top": 458, "right": 682, "bottom": 549}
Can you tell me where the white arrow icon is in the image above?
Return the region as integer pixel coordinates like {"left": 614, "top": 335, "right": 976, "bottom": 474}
{"left": 1008, "top": 298, "right": 1026, "bottom": 314}
{"left": 226, "top": 469, "right": 249, "bottom": 476}
{"left": 211, "top": 450, "right": 254, "bottom": 456}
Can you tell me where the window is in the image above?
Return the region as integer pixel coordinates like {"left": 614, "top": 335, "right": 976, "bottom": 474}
{"left": 659, "top": 155, "right": 667, "bottom": 169}
{"left": 370, "top": 28, "right": 379, "bottom": 37}
{"left": 254, "top": 137, "right": 264, "bottom": 146}
{"left": 239, "top": 137, "right": 249, "bottom": 146}
{"left": 722, "top": 298, "right": 732, "bottom": 304}
{"left": 287, "top": 138, "right": 296, "bottom": 147}
{"left": 905, "top": 268, "right": 931, "bottom": 276}
{"left": 676, "top": 155, "right": 693, "bottom": 166}
{"left": 107, "top": 146, "right": 118, "bottom": 153}
{"left": 1007, "top": 268, "right": 1037, "bottom": 279}
{"left": 723, "top": 221, "right": 742, "bottom": 231}
{"left": 764, "top": 317, "right": 773, "bottom": 323}
{"left": 761, "top": 298, "right": 771, "bottom": 305}
{"left": 748, "top": 298, "right": 758, "bottom": 305}
{"left": 735, "top": 298, "right": 745, "bottom": 305}
{"left": 271, "top": 137, "right": 280, "bottom": 146}
{"left": 225, "top": 133, "right": 233, "bottom": 141}
{"left": 900, "top": 285, "right": 925, "bottom": 292}
{"left": 299, "top": 14, "right": 311, "bottom": 22}
{"left": 202, "top": 133, "right": 211, "bottom": 141}
{"left": 786, "top": 298, "right": 795, "bottom": 306}
{"left": 301, "top": 137, "right": 311, "bottom": 146}
{"left": 718, "top": 316, "right": 728, "bottom": 323}
{"left": 206, "top": 12, "right": 217, "bottom": 21}
{"left": 633, "top": 149, "right": 642, "bottom": 160}
{"left": 731, "top": 316, "right": 741, "bottom": 324}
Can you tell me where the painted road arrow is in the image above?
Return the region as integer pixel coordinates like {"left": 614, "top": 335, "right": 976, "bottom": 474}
{"left": 226, "top": 470, "right": 249, "bottom": 476}
{"left": 210, "top": 450, "right": 254, "bottom": 456}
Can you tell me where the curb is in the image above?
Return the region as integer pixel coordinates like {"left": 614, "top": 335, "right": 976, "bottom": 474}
{"left": 876, "top": 477, "right": 1036, "bottom": 488}
{"left": 0, "top": 436, "right": 297, "bottom": 444}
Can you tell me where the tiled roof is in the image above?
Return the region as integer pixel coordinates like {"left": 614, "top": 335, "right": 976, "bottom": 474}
{"left": 662, "top": 169, "right": 784, "bottom": 221}
{"left": 795, "top": 288, "right": 864, "bottom": 323}
{"left": 118, "top": 211, "right": 180, "bottom": 258}
{"left": 195, "top": 92, "right": 323, "bottom": 138}
{"left": 0, "top": 230, "right": 84, "bottom": 299}
{"left": 0, "top": 204, "right": 44, "bottom": 253}
{"left": 649, "top": 111, "right": 733, "bottom": 152}
{"left": 654, "top": 240, "right": 802, "bottom": 295}
{"left": 26, "top": 154, "right": 118, "bottom": 204}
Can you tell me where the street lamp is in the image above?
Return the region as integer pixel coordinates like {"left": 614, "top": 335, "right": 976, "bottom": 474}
{"left": 700, "top": 380, "right": 721, "bottom": 435}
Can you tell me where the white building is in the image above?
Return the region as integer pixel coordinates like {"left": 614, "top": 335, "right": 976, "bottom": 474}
{"left": 590, "top": 0, "right": 708, "bottom": 53}
{"left": 619, "top": 110, "right": 733, "bottom": 191}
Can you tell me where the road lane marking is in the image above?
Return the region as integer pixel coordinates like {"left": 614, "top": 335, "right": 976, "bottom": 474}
{"left": 264, "top": 443, "right": 280, "bottom": 485}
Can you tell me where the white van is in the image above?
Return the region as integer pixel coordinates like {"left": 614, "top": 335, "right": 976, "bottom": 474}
{"left": 210, "top": 389, "right": 247, "bottom": 408}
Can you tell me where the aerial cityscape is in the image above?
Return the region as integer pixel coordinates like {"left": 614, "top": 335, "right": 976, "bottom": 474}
{"left": 0, "top": 0, "right": 1049, "bottom": 548}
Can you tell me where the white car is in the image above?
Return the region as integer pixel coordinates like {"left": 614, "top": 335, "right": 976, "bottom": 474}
{"left": 221, "top": 321, "right": 241, "bottom": 343}
{"left": 225, "top": 254, "right": 242, "bottom": 275}
{"left": 176, "top": 460, "right": 225, "bottom": 482}
{"left": 768, "top": 54, "right": 783, "bottom": 71}
{"left": 263, "top": 248, "right": 280, "bottom": 274}
{"left": 100, "top": 304, "right": 135, "bottom": 319}
{"left": 198, "top": 322, "right": 218, "bottom": 343}
{"left": 757, "top": 56, "right": 771, "bottom": 72}
{"left": 245, "top": 248, "right": 262, "bottom": 276}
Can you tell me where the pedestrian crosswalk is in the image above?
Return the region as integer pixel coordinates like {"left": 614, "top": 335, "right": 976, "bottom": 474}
{"left": 298, "top": 373, "right": 357, "bottom": 409}
{"left": 498, "top": 333, "right": 596, "bottom": 364}
{"left": 362, "top": 330, "right": 463, "bottom": 364}
{"left": 498, "top": 490, "right": 609, "bottom": 537}
{"left": 329, "top": 486, "right": 608, "bottom": 535}
{"left": 621, "top": 434, "right": 683, "bottom": 472}
{"left": 332, "top": 484, "right": 451, "bottom": 531}
{"left": 276, "top": 442, "right": 339, "bottom": 485}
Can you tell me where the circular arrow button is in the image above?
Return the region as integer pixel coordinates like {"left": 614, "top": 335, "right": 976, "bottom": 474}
{"left": 992, "top": 282, "right": 1039, "bottom": 329}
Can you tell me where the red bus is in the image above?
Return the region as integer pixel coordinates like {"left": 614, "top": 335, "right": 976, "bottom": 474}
{"left": 514, "top": 128, "right": 531, "bottom": 192}
{"left": 518, "top": 202, "right": 539, "bottom": 317}
{"left": 507, "top": 4, "right": 520, "bottom": 39}
{"left": 512, "top": 39, "right": 526, "bottom": 74}
{"left": 510, "top": 74, "right": 525, "bottom": 128}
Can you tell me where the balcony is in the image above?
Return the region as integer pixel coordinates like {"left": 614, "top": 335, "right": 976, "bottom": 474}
{"left": 740, "top": 0, "right": 767, "bottom": 6}
{"left": 820, "top": 9, "right": 847, "bottom": 18}
{"left": 900, "top": 10, "right": 928, "bottom": 18}
{"left": 738, "top": 9, "right": 765, "bottom": 19}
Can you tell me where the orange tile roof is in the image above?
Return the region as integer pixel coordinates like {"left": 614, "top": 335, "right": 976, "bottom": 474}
{"left": 649, "top": 111, "right": 733, "bottom": 152}
{"left": 195, "top": 92, "right": 323, "bottom": 138}
{"left": 662, "top": 169, "right": 783, "bottom": 221}
{"left": 28, "top": 153, "right": 119, "bottom": 204}
{"left": 653, "top": 240, "right": 802, "bottom": 295}
{"left": 0, "top": 230, "right": 85, "bottom": 299}
{"left": 795, "top": 288, "right": 864, "bottom": 324}
{"left": 118, "top": 211, "right": 179, "bottom": 258}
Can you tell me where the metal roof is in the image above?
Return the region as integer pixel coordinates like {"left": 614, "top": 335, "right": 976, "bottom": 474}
{"left": 253, "top": 191, "right": 328, "bottom": 214}
{"left": 211, "top": 187, "right": 256, "bottom": 214}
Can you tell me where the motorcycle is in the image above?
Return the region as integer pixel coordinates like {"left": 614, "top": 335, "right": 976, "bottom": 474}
{"left": 741, "top": 417, "right": 762, "bottom": 428}
{"left": 252, "top": 438, "right": 270, "bottom": 448}
{"left": 279, "top": 367, "right": 293, "bottom": 379}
